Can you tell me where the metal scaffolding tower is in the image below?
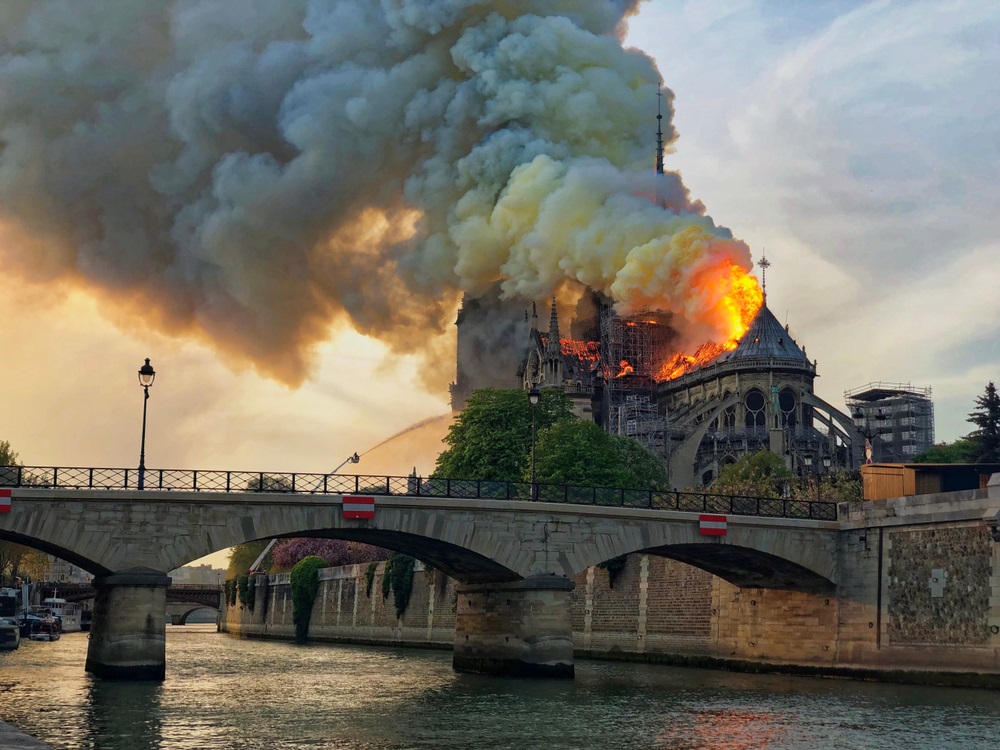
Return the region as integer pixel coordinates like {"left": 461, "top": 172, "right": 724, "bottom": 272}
{"left": 845, "top": 382, "right": 935, "bottom": 463}
{"left": 600, "top": 304, "right": 673, "bottom": 455}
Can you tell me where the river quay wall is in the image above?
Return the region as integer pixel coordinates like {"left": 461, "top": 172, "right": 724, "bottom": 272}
{"left": 221, "top": 490, "right": 1000, "bottom": 687}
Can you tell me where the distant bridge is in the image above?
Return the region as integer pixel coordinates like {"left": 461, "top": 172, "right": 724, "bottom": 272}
{"left": 38, "top": 582, "right": 221, "bottom": 610}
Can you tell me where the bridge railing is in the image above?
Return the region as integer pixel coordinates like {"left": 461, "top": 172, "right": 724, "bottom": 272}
{"left": 0, "top": 465, "right": 837, "bottom": 520}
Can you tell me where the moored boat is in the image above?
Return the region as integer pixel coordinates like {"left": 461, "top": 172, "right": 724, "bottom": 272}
{"left": 28, "top": 617, "right": 60, "bottom": 642}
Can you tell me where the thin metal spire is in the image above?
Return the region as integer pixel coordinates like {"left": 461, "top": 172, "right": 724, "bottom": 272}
{"left": 655, "top": 85, "right": 665, "bottom": 176}
{"left": 758, "top": 252, "right": 771, "bottom": 303}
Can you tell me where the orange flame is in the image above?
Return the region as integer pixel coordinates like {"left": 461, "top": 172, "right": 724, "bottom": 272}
{"left": 560, "top": 339, "right": 601, "bottom": 362}
{"left": 615, "top": 359, "right": 634, "bottom": 378}
{"left": 656, "top": 264, "right": 763, "bottom": 381}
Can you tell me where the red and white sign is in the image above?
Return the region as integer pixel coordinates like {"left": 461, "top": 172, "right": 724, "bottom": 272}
{"left": 342, "top": 495, "right": 375, "bottom": 519}
{"left": 699, "top": 514, "right": 727, "bottom": 536}
{"left": 0, "top": 489, "right": 11, "bottom": 514}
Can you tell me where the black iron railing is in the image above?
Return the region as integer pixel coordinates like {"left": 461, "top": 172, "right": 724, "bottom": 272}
{"left": 0, "top": 465, "right": 838, "bottom": 520}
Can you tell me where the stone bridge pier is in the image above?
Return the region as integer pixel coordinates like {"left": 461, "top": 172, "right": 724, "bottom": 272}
{"left": 453, "top": 575, "right": 575, "bottom": 678}
{"left": 85, "top": 567, "right": 171, "bottom": 680}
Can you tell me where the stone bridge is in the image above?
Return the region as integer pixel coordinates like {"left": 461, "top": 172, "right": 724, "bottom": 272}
{"left": 0, "top": 486, "right": 839, "bottom": 680}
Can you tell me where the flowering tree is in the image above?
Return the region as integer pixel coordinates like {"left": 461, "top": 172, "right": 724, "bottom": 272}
{"left": 271, "top": 539, "right": 389, "bottom": 570}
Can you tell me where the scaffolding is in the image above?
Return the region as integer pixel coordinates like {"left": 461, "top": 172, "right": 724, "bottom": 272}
{"left": 600, "top": 304, "right": 674, "bottom": 455}
{"left": 845, "top": 382, "right": 935, "bottom": 463}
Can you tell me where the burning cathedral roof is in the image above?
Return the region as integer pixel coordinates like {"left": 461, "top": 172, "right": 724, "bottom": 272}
{"left": 659, "top": 302, "right": 814, "bottom": 386}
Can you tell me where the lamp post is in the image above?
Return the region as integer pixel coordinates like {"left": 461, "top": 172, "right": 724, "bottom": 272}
{"left": 528, "top": 386, "right": 541, "bottom": 500}
{"left": 137, "top": 358, "right": 156, "bottom": 490}
{"left": 803, "top": 453, "right": 832, "bottom": 501}
{"left": 852, "top": 408, "right": 887, "bottom": 465}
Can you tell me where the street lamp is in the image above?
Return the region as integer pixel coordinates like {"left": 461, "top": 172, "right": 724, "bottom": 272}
{"left": 528, "top": 386, "right": 541, "bottom": 500}
{"left": 852, "top": 408, "right": 888, "bottom": 464}
{"left": 803, "top": 453, "right": 832, "bottom": 501}
{"left": 137, "top": 358, "right": 156, "bottom": 490}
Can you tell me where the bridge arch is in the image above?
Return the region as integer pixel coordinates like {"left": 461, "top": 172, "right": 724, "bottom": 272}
{"left": 0, "top": 528, "right": 107, "bottom": 577}
{"left": 234, "top": 528, "right": 521, "bottom": 584}
{"left": 564, "top": 516, "right": 838, "bottom": 592}
{"left": 166, "top": 603, "right": 218, "bottom": 625}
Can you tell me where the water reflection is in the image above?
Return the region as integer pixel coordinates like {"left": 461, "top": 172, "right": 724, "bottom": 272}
{"left": 83, "top": 679, "right": 164, "bottom": 750}
{"left": 0, "top": 626, "right": 999, "bottom": 750}
{"left": 655, "top": 709, "right": 792, "bottom": 749}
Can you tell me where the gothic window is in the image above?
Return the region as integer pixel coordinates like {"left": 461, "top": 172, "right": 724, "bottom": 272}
{"left": 745, "top": 389, "right": 766, "bottom": 427}
{"left": 722, "top": 391, "right": 736, "bottom": 428}
{"left": 779, "top": 387, "right": 797, "bottom": 427}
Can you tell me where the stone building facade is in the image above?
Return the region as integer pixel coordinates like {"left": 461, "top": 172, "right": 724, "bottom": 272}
{"left": 658, "top": 303, "right": 857, "bottom": 489}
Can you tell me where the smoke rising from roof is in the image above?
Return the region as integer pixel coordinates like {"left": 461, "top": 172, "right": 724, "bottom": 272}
{"left": 0, "top": 0, "right": 753, "bottom": 389}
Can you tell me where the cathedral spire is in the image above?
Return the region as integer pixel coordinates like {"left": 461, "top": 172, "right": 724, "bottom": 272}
{"left": 655, "top": 85, "right": 665, "bottom": 176}
{"left": 758, "top": 253, "right": 771, "bottom": 304}
{"left": 547, "top": 296, "right": 561, "bottom": 357}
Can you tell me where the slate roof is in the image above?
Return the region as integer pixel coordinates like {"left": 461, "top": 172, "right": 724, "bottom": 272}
{"left": 717, "top": 303, "right": 812, "bottom": 366}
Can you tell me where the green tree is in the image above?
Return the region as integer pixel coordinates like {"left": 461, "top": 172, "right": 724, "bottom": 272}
{"left": 966, "top": 381, "right": 1000, "bottom": 462}
{"left": 0, "top": 440, "right": 18, "bottom": 466}
{"left": 434, "top": 388, "right": 574, "bottom": 481}
{"left": 290, "top": 555, "right": 328, "bottom": 642}
{"left": 913, "top": 440, "right": 978, "bottom": 464}
{"left": 533, "top": 421, "right": 666, "bottom": 490}
{"left": 609, "top": 434, "right": 669, "bottom": 490}
{"left": 226, "top": 540, "right": 272, "bottom": 578}
{"left": 714, "top": 451, "right": 792, "bottom": 498}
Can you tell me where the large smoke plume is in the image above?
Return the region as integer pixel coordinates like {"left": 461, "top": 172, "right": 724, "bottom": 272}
{"left": 0, "top": 0, "right": 753, "bottom": 388}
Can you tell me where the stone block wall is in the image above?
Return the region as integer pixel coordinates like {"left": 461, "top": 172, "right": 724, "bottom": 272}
{"left": 886, "top": 526, "right": 991, "bottom": 645}
{"left": 221, "top": 561, "right": 457, "bottom": 647}
{"left": 713, "top": 584, "right": 838, "bottom": 664}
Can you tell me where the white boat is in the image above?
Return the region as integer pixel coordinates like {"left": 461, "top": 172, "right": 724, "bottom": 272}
{"left": 40, "top": 597, "right": 82, "bottom": 633}
{"left": 28, "top": 617, "right": 60, "bottom": 642}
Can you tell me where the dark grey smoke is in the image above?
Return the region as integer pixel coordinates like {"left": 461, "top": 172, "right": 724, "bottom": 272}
{"left": 0, "top": 1, "right": 750, "bottom": 390}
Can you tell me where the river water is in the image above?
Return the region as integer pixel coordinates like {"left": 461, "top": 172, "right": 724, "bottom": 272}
{"left": 1, "top": 625, "right": 999, "bottom": 750}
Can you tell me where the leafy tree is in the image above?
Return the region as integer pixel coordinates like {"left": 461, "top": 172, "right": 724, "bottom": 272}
{"left": 714, "top": 451, "right": 792, "bottom": 498}
{"left": 609, "top": 434, "right": 669, "bottom": 490}
{"left": 290, "top": 555, "right": 328, "bottom": 642}
{"left": 966, "top": 381, "right": 1000, "bottom": 462}
{"left": 533, "top": 420, "right": 666, "bottom": 489}
{"left": 0, "top": 440, "right": 18, "bottom": 466}
{"left": 15, "top": 549, "right": 50, "bottom": 582}
{"left": 271, "top": 539, "right": 388, "bottom": 570}
{"left": 226, "top": 540, "right": 272, "bottom": 578}
{"left": 913, "top": 440, "right": 978, "bottom": 464}
{"left": 0, "top": 543, "right": 50, "bottom": 585}
{"left": 434, "top": 388, "right": 573, "bottom": 481}
{"left": 380, "top": 552, "right": 416, "bottom": 619}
